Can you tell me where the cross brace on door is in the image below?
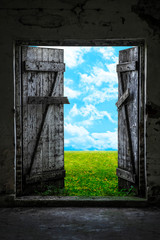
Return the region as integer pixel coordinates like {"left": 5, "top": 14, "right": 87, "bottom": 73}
{"left": 26, "top": 70, "right": 70, "bottom": 179}
{"left": 116, "top": 61, "right": 138, "bottom": 183}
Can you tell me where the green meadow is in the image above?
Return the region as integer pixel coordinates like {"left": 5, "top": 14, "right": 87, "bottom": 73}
{"left": 39, "top": 151, "right": 135, "bottom": 196}
{"left": 64, "top": 151, "right": 125, "bottom": 196}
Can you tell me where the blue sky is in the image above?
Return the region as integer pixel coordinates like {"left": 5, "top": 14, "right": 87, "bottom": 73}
{"left": 54, "top": 46, "right": 130, "bottom": 151}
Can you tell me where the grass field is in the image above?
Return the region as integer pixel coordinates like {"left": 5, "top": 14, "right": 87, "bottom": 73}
{"left": 40, "top": 151, "right": 135, "bottom": 196}
{"left": 64, "top": 151, "right": 125, "bottom": 196}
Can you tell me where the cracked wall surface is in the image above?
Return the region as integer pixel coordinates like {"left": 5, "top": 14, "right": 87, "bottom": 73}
{"left": 0, "top": 0, "right": 160, "bottom": 202}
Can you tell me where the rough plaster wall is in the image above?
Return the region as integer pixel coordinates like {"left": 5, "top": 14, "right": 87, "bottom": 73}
{"left": 0, "top": 0, "right": 160, "bottom": 201}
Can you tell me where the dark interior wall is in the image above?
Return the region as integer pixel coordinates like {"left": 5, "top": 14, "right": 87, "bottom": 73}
{"left": 0, "top": 0, "right": 160, "bottom": 201}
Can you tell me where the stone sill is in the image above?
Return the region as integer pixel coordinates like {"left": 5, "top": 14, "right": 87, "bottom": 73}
{"left": 0, "top": 194, "right": 148, "bottom": 207}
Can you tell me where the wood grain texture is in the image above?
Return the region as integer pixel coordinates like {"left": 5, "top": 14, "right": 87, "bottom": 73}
{"left": 116, "top": 61, "right": 137, "bottom": 72}
{"left": 25, "top": 61, "right": 65, "bottom": 72}
{"left": 27, "top": 96, "right": 69, "bottom": 104}
{"left": 22, "top": 46, "right": 65, "bottom": 188}
{"left": 116, "top": 168, "right": 135, "bottom": 183}
{"left": 116, "top": 88, "right": 129, "bottom": 109}
{"left": 117, "top": 47, "right": 139, "bottom": 191}
{"left": 26, "top": 169, "right": 65, "bottom": 184}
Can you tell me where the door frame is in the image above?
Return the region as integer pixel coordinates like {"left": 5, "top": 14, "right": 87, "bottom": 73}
{"left": 14, "top": 39, "right": 146, "bottom": 197}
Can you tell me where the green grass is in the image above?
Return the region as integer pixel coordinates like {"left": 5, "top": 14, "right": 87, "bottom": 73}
{"left": 64, "top": 151, "right": 126, "bottom": 196}
{"left": 38, "top": 151, "right": 136, "bottom": 197}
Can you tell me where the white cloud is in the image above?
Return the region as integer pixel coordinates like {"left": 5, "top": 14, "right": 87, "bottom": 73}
{"left": 83, "top": 86, "right": 118, "bottom": 104}
{"left": 69, "top": 104, "right": 79, "bottom": 117}
{"left": 64, "top": 78, "right": 74, "bottom": 86}
{"left": 65, "top": 123, "right": 89, "bottom": 137}
{"left": 55, "top": 47, "right": 91, "bottom": 68}
{"left": 106, "top": 62, "right": 117, "bottom": 73}
{"left": 79, "top": 47, "right": 118, "bottom": 91}
{"left": 64, "top": 123, "right": 117, "bottom": 150}
{"left": 64, "top": 139, "right": 70, "bottom": 145}
{"left": 111, "top": 56, "right": 118, "bottom": 64}
{"left": 64, "top": 86, "right": 81, "bottom": 99}
{"left": 95, "top": 47, "right": 115, "bottom": 60}
{"left": 79, "top": 65, "right": 117, "bottom": 87}
{"left": 80, "top": 104, "right": 116, "bottom": 123}
{"left": 66, "top": 104, "right": 116, "bottom": 125}
{"left": 79, "top": 58, "right": 118, "bottom": 104}
{"left": 92, "top": 130, "right": 117, "bottom": 150}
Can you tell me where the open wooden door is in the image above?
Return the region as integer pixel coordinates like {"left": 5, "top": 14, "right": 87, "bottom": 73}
{"left": 116, "top": 47, "right": 139, "bottom": 192}
{"left": 22, "top": 46, "right": 69, "bottom": 193}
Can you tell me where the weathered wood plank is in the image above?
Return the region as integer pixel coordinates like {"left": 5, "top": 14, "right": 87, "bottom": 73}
{"left": 27, "top": 96, "right": 70, "bottom": 104}
{"left": 116, "top": 168, "right": 135, "bottom": 183}
{"left": 27, "top": 72, "right": 58, "bottom": 176}
{"left": 22, "top": 47, "right": 66, "bottom": 191}
{"left": 40, "top": 59, "right": 50, "bottom": 173}
{"left": 119, "top": 47, "right": 138, "bottom": 63}
{"left": 52, "top": 72, "right": 63, "bottom": 96}
{"left": 34, "top": 47, "right": 43, "bottom": 176}
{"left": 116, "top": 61, "right": 137, "bottom": 72}
{"left": 26, "top": 169, "right": 65, "bottom": 184}
{"left": 25, "top": 61, "right": 65, "bottom": 72}
{"left": 116, "top": 88, "right": 129, "bottom": 109}
{"left": 117, "top": 47, "right": 139, "bottom": 191}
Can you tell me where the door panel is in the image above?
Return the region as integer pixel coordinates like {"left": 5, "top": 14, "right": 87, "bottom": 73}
{"left": 116, "top": 47, "right": 139, "bottom": 191}
{"left": 22, "top": 46, "right": 69, "bottom": 193}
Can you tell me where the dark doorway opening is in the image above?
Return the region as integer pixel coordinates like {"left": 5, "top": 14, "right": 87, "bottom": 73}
{"left": 14, "top": 40, "right": 146, "bottom": 199}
